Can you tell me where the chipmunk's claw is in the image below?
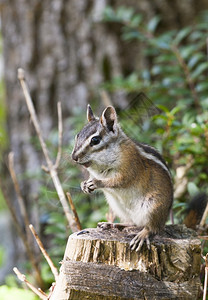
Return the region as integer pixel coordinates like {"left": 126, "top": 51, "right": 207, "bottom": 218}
{"left": 130, "top": 228, "right": 151, "bottom": 252}
{"left": 81, "top": 179, "right": 97, "bottom": 194}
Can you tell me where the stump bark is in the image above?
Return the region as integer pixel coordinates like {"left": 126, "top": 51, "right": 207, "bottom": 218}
{"left": 50, "top": 225, "right": 202, "bottom": 300}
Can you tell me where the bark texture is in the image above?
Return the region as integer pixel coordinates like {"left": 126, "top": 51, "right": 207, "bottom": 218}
{"left": 2, "top": 0, "right": 208, "bottom": 189}
{"left": 51, "top": 225, "right": 202, "bottom": 300}
{"left": 1, "top": 0, "right": 208, "bottom": 273}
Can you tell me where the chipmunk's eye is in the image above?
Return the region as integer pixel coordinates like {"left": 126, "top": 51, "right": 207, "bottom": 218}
{"left": 90, "top": 136, "right": 101, "bottom": 146}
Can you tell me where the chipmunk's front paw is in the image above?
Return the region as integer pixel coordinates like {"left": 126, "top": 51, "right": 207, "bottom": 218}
{"left": 81, "top": 179, "right": 97, "bottom": 194}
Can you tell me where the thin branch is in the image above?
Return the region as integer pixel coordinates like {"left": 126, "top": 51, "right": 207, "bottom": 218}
{"left": 13, "top": 267, "right": 48, "bottom": 300}
{"left": 17, "top": 68, "right": 78, "bottom": 232}
{"left": 100, "top": 90, "right": 113, "bottom": 107}
{"left": 8, "top": 152, "right": 31, "bottom": 242}
{"left": 66, "top": 192, "right": 82, "bottom": 231}
{"left": 200, "top": 198, "right": 208, "bottom": 227}
{"left": 198, "top": 236, "right": 208, "bottom": 240}
{"left": 106, "top": 207, "right": 115, "bottom": 223}
{"left": 41, "top": 164, "right": 49, "bottom": 173}
{"left": 202, "top": 254, "right": 208, "bottom": 300}
{"left": 29, "top": 224, "right": 59, "bottom": 281}
{"left": 54, "top": 101, "right": 63, "bottom": 169}
{"left": 171, "top": 44, "right": 201, "bottom": 113}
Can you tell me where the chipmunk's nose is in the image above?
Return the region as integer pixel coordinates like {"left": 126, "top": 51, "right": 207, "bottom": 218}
{"left": 72, "top": 151, "right": 78, "bottom": 162}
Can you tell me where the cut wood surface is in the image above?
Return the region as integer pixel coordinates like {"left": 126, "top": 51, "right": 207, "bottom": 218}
{"left": 50, "top": 224, "right": 202, "bottom": 300}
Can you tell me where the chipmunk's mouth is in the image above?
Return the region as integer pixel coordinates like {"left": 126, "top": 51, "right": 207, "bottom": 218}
{"left": 78, "top": 161, "right": 91, "bottom": 168}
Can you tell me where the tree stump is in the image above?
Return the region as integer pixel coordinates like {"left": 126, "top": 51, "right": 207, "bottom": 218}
{"left": 50, "top": 224, "right": 202, "bottom": 300}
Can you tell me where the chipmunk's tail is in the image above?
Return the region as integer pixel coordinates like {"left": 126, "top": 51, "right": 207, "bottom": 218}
{"left": 183, "top": 192, "right": 208, "bottom": 229}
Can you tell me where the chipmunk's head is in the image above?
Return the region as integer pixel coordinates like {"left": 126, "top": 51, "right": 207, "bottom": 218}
{"left": 71, "top": 104, "right": 120, "bottom": 168}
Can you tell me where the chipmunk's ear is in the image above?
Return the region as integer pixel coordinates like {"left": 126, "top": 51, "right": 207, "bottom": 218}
{"left": 87, "top": 104, "right": 95, "bottom": 122}
{"left": 101, "top": 106, "right": 118, "bottom": 134}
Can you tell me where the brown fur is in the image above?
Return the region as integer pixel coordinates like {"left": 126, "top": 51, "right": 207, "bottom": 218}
{"left": 72, "top": 105, "right": 173, "bottom": 251}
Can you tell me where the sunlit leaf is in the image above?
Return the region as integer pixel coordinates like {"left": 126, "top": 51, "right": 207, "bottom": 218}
{"left": 173, "top": 27, "right": 192, "bottom": 45}
{"left": 180, "top": 45, "right": 196, "bottom": 59}
{"left": 130, "top": 14, "right": 143, "bottom": 27}
{"left": 147, "top": 16, "right": 161, "bottom": 33}
{"left": 196, "top": 82, "right": 208, "bottom": 92}
{"left": 191, "top": 62, "right": 208, "bottom": 79}
{"left": 188, "top": 53, "right": 205, "bottom": 69}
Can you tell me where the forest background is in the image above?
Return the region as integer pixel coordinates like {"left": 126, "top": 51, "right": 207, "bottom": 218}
{"left": 0, "top": 1, "right": 208, "bottom": 299}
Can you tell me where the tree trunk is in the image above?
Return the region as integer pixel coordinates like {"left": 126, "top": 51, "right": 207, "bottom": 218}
{"left": 2, "top": 0, "right": 208, "bottom": 186}
{"left": 1, "top": 0, "right": 208, "bottom": 274}
{"left": 50, "top": 225, "right": 202, "bottom": 300}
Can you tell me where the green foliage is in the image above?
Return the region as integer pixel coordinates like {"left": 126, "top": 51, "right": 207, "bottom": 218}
{"left": 0, "top": 72, "right": 7, "bottom": 156}
{"left": 0, "top": 285, "right": 38, "bottom": 300}
{"left": 0, "top": 51, "right": 7, "bottom": 211}
{"left": 0, "top": 245, "right": 5, "bottom": 267}
{"left": 103, "top": 7, "right": 208, "bottom": 218}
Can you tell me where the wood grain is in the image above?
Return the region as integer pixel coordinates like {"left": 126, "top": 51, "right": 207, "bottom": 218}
{"left": 51, "top": 225, "right": 202, "bottom": 300}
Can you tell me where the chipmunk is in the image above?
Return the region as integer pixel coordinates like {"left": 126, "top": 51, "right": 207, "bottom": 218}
{"left": 72, "top": 104, "right": 173, "bottom": 251}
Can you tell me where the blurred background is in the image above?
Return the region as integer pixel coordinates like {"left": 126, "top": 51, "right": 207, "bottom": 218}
{"left": 0, "top": 0, "right": 208, "bottom": 298}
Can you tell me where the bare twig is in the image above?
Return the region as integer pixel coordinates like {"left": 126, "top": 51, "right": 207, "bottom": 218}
{"left": 200, "top": 198, "right": 208, "bottom": 227}
{"left": 100, "top": 90, "right": 113, "bottom": 107}
{"left": 174, "top": 157, "right": 193, "bottom": 199}
{"left": 29, "top": 224, "right": 59, "bottom": 281}
{"left": 66, "top": 192, "right": 82, "bottom": 231}
{"left": 198, "top": 236, "right": 208, "bottom": 240}
{"left": 202, "top": 254, "right": 208, "bottom": 300}
{"left": 171, "top": 44, "right": 201, "bottom": 113}
{"left": 41, "top": 164, "right": 49, "bottom": 173}
{"left": 54, "top": 101, "right": 63, "bottom": 169}
{"left": 106, "top": 207, "right": 115, "bottom": 223}
{"left": 13, "top": 267, "right": 48, "bottom": 300}
{"left": 17, "top": 68, "right": 78, "bottom": 232}
{"left": 8, "top": 152, "right": 31, "bottom": 242}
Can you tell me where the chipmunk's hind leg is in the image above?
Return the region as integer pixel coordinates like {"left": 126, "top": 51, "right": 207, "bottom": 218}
{"left": 130, "top": 227, "right": 151, "bottom": 252}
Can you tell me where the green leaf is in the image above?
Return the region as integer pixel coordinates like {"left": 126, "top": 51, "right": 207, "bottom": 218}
{"left": 157, "top": 104, "right": 169, "bottom": 113}
{"left": 200, "top": 173, "right": 208, "bottom": 180}
{"left": 130, "top": 15, "right": 143, "bottom": 27}
{"left": 180, "top": 45, "right": 196, "bottom": 59}
{"left": 117, "top": 6, "right": 134, "bottom": 22}
{"left": 0, "top": 246, "right": 5, "bottom": 267}
{"left": 147, "top": 16, "right": 161, "bottom": 33}
{"left": 122, "top": 30, "right": 143, "bottom": 41}
{"left": 170, "top": 106, "right": 181, "bottom": 115}
{"left": 196, "top": 23, "right": 208, "bottom": 30}
{"left": 151, "top": 36, "right": 170, "bottom": 50}
{"left": 0, "top": 286, "right": 38, "bottom": 300}
{"left": 103, "top": 6, "right": 116, "bottom": 21}
{"left": 155, "top": 53, "right": 175, "bottom": 63}
{"left": 189, "top": 30, "right": 204, "bottom": 41}
{"left": 173, "top": 27, "right": 192, "bottom": 45}
{"left": 151, "top": 65, "right": 161, "bottom": 75}
{"left": 188, "top": 53, "right": 205, "bottom": 69}
{"left": 182, "top": 113, "right": 195, "bottom": 126}
{"left": 190, "top": 123, "right": 204, "bottom": 135}
{"left": 196, "top": 82, "right": 208, "bottom": 92}
{"left": 191, "top": 62, "right": 208, "bottom": 79}
{"left": 187, "top": 182, "right": 199, "bottom": 195}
